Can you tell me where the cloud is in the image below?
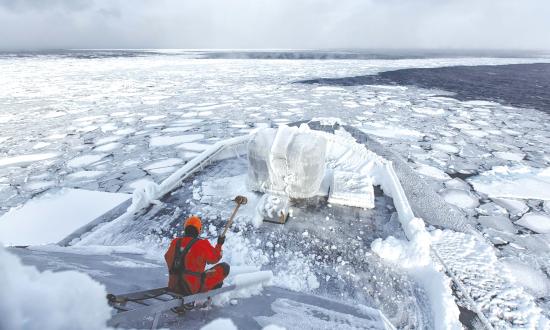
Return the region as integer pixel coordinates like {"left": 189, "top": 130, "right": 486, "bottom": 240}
{"left": 0, "top": 0, "right": 92, "bottom": 12}
{"left": 0, "top": 0, "right": 549, "bottom": 50}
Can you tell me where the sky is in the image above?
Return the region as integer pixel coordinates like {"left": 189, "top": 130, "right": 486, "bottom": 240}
{"left": 0, "top": 0, "right": 549, "bottom": 51}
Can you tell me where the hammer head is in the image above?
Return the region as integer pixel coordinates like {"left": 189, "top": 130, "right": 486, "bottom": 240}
{"left": 234, "top": 195, "right": 248, "bottom": 205}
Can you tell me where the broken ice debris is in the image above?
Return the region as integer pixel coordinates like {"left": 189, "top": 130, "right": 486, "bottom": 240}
{"left": 515, "top": 212, "right": 550, "bottom": 234}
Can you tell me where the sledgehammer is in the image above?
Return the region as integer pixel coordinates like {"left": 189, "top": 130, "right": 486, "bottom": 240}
{"left": 220, "top": 195, "right": 248, "bottom": 238}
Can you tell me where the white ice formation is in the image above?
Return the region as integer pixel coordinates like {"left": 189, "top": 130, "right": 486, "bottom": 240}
{"left": 0, "top": 245, "right": 112, "bottom": 330}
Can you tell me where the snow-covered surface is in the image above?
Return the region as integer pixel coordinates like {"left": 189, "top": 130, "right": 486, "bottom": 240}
{"left": 0, "top": 152, "right": 59, "bottom": 167}
{"left": 329, "top": 170, "right": 375, "bottom": 209}
{"left": 469, "top": 166, "right": 550, "bottom": 200}
{"left": 477, "top": 215, "right": 517, "bottom": 234}
{"left": 516, "top": 213, "right": 550, "bottom": 234}
{"left": 0, "top": 245, "right": 111, "bottom": 330}
{"left": 0, "top": 188, "right": 130, "bottom": 246}
{"left": 440, "top": 189, "right": 479, "bottom": 209}
{"left": 201, "top": 318, "right": 238, "bottom": 330}
{"left": 502, "top": 258, "right": 550, "bottom": 299}
{"left": 255, "top": 298, "right": 394, "bottom": 330}
{"left": 431, "top": 230, "right": 548, "bottom": 328}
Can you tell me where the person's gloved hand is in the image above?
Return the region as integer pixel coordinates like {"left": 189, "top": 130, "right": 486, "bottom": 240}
{"left": 217, "top": 236, "right": 226, "bottom": 246}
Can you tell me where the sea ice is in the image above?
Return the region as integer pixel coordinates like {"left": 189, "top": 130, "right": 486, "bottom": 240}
{"left": 493, "top": 151, "right": 525, "bottom": 161}
{"left": 141, "top": 115, "right": 166, "bottom": 121}
{"left": 478, "top": 215, "right": 517, "bottom": 234}
{"left": 0, "top": 188, "right": 130, "bottom": 246}
{"left": 440, "top": 189, "right": 479, "bottom": 209}
{"left": 413, "top": 107, "right": 445, "bottom": 116}
{"left": 177, "top": 142, "right": 210, "bottom": 152}
{"left": 432, "top": 143, "right": 460, "bottom": 154}
{"left": 492, "top": 198, "right": 529, "bottom": 218}
{"left": 32, "top": 142, "right": 51, "bottom": 149}
{"left": 515, "top": 213, "right": 550, "bottom": 234}
{"left": 93, "top": 142, "right": 122, "bottom": 152}
{"left": 94, "top": 135, "right": 121, "bottom": 145}
{"left": 66, "top": 171, "right": 105, "bottom": 181}
{"left": 414, "top": 163, "right": 450, "bottom": 181}
{"left": 67, "top": 154, "right": 107, "bottom": 168}
{"left": 149, "top": 134, "right": 204, "bottom": 147}
{"left": 361, "top": 126, "right": 424, "bottom": 140}
{"left": 444, "top": 178, "right": 470, "bottom": 191}
{"left": 24, "top": 180, "right": 56, "bottom": 191}
{"left": 162, "top": 126, "right": 193, "bottom": 132}
{"left": 468, "top": 166, "right": 550, "bottom": 200}
{"left": 501, "top": 259, "right": 550, "bottom": 298}
{"left": 0, "top": 153, "right": 59, "bottom": 167}
{"left": 143, "top": 158, "right": 183, "bottom": 171}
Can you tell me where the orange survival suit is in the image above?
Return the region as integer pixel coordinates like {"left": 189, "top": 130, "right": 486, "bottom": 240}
{"left": 164, "top": 216, "right": 230, "bottom": 295}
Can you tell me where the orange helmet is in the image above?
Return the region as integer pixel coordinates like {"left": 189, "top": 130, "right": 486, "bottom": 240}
{"left": 184, "top": 215, "right": 202, "bottom": 233}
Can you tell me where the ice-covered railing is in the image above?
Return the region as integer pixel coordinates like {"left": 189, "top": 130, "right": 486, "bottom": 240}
{"left": 130, "top": 135, "right": 250, "bottom": 214}
{"left": 74, "top": 134, "right": 251, "bottom": 246}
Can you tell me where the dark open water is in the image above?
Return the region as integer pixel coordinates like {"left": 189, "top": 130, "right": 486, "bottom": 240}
{"left": 298, "top": 63, "right": 550, "bottom": 114}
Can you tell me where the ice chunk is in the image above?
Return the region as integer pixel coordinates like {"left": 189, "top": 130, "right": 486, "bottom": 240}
{"left": 492, "top": 198, "right": 529, "bottom": 217}
{"left": 0, "top": 246, "right": 111, "bottom": 330}
{"left": 432, "top": 143, "right": 459, "bottom": 154}
{"left": 501, "top": 259, "right": 550, "bottom": 298}
{"left": 515, "top": 213, "right": 550, "bottom": 233}
{"left": 177, "top": 142, "right": 210, "bottom": 152}
{"left": 0, "top": 152, "right": 59, "bottom": 167}
{"left": 328, "top": 170, "right": 375, "bottom": 209}
{"left": 248, "top": 128, "right": 276, "bottom": 192}
{"left": 444, "top": 178, "right": 470, "bottom": 191}
{"left": 255, "top": 194, "right": 290, "bottom": 226}
{"left": 478, "top": 216, "right": 517, "bottom": 234}
{"left": 414, "top": 163, "right": 450, "bottom": 181}
{"left": 141, "top": 115, "right": 166, "bottom": 121}
{"left": 440, "top": 189, "right": 479, "bottom": 209}
{"left": 149, "top": 134, "right": 204, "bottom": 147}
{"left": 0, "top": 188, "right": 130, "bottom": 246}
{"left": 468, "top": 165, "right": 550, "bottom": 200}
{"left": 143, "top": 158, "right": 183, "bottom": 171}
{"left": 200, "top": 318, "right": 237, "bottom": 330}
{"left": 248, "top": 126, "right": 326, "bottom": 198}
{"left": 67, "top": 154, "right": 107, "bottom": 168}
{"left": 361, "top": 126, "right": 424, "bottom": 140}
{"left": 32, "top": 142, "right": 51, "bottom": 149}
{"left": 413, "top": 107, "right": 445, "bottom": 115}
{"left": 493, "top": 151, "right": 525, "bottom": 161}
{"left": 95, "top": 135, "right": 120, "bottom": 145}
{"left": 476, "top": 202, "right": 508, "bottom": 216}
{"left": 93, "top": 142, "right": 122, "bottom": 152}
{"left": 66, "top": 171, "right": 105, "bottom": 181}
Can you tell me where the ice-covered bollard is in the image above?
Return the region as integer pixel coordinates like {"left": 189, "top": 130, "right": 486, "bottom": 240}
{"left": 247, "top": 126, "right": 327, "bottom": 198}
